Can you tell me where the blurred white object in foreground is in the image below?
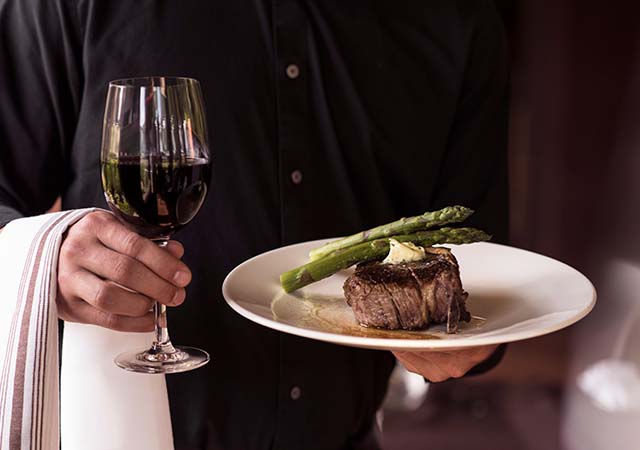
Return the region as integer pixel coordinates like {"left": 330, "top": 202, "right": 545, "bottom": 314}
{"left": 576, "top": 265, "right": 640, "bottom": 413}
{"left": 578, "top": 359, "right": 640, "bottom": 412}
{"left": 563, "top": 259, "right": 640, "bottom": 450}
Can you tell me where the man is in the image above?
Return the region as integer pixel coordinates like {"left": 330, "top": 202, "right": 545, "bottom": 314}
{"left": 0, "top": 0, "right": 508, "bottom": 448}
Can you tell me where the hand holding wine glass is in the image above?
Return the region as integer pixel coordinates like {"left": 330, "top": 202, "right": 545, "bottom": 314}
{"left": 57, "top": 210, "right": 191, "bottom": 328}
{"left": 97, "top": 76, "right": 211, "bottom": 373}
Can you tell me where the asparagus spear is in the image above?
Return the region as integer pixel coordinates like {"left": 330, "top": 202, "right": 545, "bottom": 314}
{"left": 281, "top": 227, "right": 490, "bottom": 293}
{"left": 308, "top": 205, "right": 473, "bottom": 261}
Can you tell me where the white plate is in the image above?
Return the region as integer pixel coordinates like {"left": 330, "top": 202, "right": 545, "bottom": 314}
{"left": 222, "top": 241, "right": 596, "bottom": 350}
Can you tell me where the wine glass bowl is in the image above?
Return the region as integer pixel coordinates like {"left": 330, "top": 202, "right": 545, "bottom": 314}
{"left": 100, "top": 77, "right": 211, "bottom": 374}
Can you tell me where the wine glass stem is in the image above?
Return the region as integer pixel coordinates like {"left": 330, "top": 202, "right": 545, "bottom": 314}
{"left": 153, "top": 239, "right": 176, "bottom": 354}
{"left": 154, "top": 302, "right": 173, "bottom": 347}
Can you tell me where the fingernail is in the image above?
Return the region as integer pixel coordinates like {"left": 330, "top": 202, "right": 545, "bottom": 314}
{"left": 172, "top": 289, "right": 185, "bottom": 306}
{"left": 173, "top": 270, "right": 190, "bottom": 286}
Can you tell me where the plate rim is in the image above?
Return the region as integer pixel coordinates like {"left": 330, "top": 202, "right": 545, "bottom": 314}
{"left": 221, "top": 240, "right": 597, "bottom": 350}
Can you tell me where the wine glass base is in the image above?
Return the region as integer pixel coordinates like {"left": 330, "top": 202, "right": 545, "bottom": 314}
{"left": 114, "top": 346, "right": 210, "bottom": 374}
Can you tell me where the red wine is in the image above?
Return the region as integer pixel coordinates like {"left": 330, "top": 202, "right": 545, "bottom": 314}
{"left": 101, "top": 157, "right": 211, "bottom": 238}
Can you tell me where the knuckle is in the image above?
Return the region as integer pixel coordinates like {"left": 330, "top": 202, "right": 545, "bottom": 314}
{"left": 450, "top": 368, "right": 468, "bottom": 378}
{"left": 78, "top": 212, "right": 102, "bottom": 231}
{"left": 95, "top": 210, "right": 115, "bottom": 221}
{"left": 92, "top": 283, "right": 113, "bottom": 310}
{"left": 60, "top": 236, "right": 85, "bottom": 260}
{"left": 57, "top": 270, "right": 74, "bottom": 288}
{"left": 121, "top": 232, "right": 144, "bottom": 257}
{"left": 71, "top": 219, "right": 90, "bottom": 236}
{"left": 111, "top": 257, "right": 134, "bottom": 282}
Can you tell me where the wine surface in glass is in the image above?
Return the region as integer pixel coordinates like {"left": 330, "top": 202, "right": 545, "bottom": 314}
{"left": 102, "top": 156, "right": 211, "bottom": 238}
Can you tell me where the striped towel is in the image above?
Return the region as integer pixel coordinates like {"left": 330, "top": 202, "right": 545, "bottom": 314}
{"left": 0, "top": 210, "right": 174, "bottom": 450}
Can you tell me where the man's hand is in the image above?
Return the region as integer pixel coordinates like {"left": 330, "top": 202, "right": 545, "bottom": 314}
{"left": 392, "top": 345, "right": 498, "bottom": 382}
{"left": 57, "top": 211, "right": 192, "bottom": 332}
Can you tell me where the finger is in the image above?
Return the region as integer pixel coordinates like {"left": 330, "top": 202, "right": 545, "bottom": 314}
{"left": 392, "top": 352, "right": 421, "bottom": 374}
{"left": 403, "top": 353, "right": 452, "bottom": 381}
{"left": 427, "top": 355, "right": 463, "bottom": 379}
{"left": 77, "top": 242, "right": 185, "bottom": 307}
{"left": 393, "top": 351, "right": 451, "bottom": 381}
{"left": 393, "top": 351, "right": 434, "bottom": 369}
{"left": 470, "top": 345, "right": 499, "bottom": 363}
{"left": 430, "top": 346, "right": 498, "bottom": 367}
{"left": 94, "top": 217, "right": 191, "bottom": 287}
{"left": 401, "top": 350, "right": 472, "bottom": 376}
{"left": 69, "top": 269, "right": 155, "bottom": 317}
{"left": 61, "top": 299, "right": 155, "bottom": 332}
{"left": 164, "top": 240, "right": 185, "bottom": 259}
{"left": 403, "top": 347, "right": 497, "bottom": 378}
{"left": 399, "top": 346, "right": 493, "bottom": 364}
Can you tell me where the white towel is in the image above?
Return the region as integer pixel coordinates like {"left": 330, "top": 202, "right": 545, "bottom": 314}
{"left": 0, "top": 210, "right": 174, "bottom": 450}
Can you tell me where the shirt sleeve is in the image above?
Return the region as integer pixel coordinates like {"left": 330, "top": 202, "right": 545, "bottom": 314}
{"left": 0, "top": 0, "right": 83, "bottom": 227}
{"left": 431, "top": 0, "right": 510, "bottom": 244}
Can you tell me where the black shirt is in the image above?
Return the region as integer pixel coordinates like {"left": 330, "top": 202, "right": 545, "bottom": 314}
{"left": 0, "top": 1, "right": 509, "bottom": 449}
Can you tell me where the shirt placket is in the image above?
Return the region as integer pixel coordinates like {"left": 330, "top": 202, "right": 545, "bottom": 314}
{"left": 273, "top": 1, "right": 312, "bottom": 449}
{"left": 274, "top": 0, "right": 311, "bottom": 246}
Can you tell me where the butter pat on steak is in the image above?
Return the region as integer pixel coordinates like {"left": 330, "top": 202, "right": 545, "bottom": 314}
{"left": 342, "top": 247, "right": 470, "bottom": 333}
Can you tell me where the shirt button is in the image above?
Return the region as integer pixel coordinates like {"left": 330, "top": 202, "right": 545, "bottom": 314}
{"left": 290, "top": 169, "right": 303, "bottom": 185}
{"left": 286, "top": 64, "right": 300, "bottom": 79}
{"left": 290, "top": 386, "right": 302, "bottom": 400}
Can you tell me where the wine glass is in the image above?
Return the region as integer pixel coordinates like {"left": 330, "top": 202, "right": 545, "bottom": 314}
{"left": 100, "top": 77, "right": 211, "bottom": 374}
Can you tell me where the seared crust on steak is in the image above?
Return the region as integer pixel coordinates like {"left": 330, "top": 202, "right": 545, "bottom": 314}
{"left": 343, "top": 248, "right": 469, "bottom": 333}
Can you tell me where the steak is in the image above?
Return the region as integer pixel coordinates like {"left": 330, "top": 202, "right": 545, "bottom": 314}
{"left": 342, "top": 247, "right": 470, "bottom": 333}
